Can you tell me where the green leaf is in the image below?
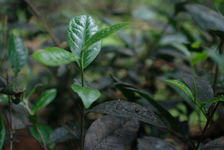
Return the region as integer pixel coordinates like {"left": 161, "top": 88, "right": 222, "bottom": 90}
{"left": 29, "top": 123, "right": 54, "bottom": 148}
{"left": 0, "top": 113, "right": 6, "bottom": 150}
{"left": 166, "top": 80, "right": 194, "bottom": 100}
{"left": 207, "top": 49, "right": 224, "bottom": 70}
{"left": 71, "top": 84, "right": 101, "bottom": 109}
{"left": 32, "top": 47, "right": 77, "bottom": 66}
{"left": 83, "top": 23, "right": 129, "bottom": 51}
{"left": 8, "top": 33, "right": 28, "bottom": 75}
{"left": 190, "top": 52, "right": 208, "bottom": 65}
{"left": 67, "top": 15, "right": 101, "bottom": 68}
{"left": 171, "top": 43, "right": 191, "bottom": 57}
{"left": 200, "top": 97, "right": 224, "bottom": 107}
{"left": 185, "top": 4, "right": 224, "bottom": 34}
{"left": 32, "top": 89, "right": 57, "bottom": 114}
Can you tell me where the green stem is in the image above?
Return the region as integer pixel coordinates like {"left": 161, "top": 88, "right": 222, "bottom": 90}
{"left": 35, "top": 124, "right": 48, "bottom": 150}
{"left": 80, "top": 53, "right": 85, "bottom": 150}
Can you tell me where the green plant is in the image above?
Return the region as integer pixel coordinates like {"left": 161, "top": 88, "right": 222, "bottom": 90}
{"left": 32, "top": 14, "right": 129, "bottom": 149}
{"left": 0, "top": 32, "right": 57, "bottom": 150}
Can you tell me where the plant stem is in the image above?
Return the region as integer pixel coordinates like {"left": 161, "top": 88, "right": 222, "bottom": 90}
{"left": 80, "top": 55, "right": 85, "bottom": 150}
{"left": 6, "top": 74, "right": 13, "bottom": 150}
{"left": 195, "top": 39, "right": 224, "bottom": 150}
{"left": 35, "top": 124, "right": 48, "bottom": 150}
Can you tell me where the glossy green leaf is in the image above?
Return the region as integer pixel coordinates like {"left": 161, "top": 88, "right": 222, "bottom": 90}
{"left": 0, "top": 113, "right": 6, "bottom": 150}
{"left": 32, "top": 89, "right": 57, "bottom": 114}
{"left": 83, "top": 23, "right": 129, "bottom": 51}
{"left": 29, "top": 123, "right": 53, "bottom": 148}
{"left": 200, "top": 97, "right": 224, "bottom": 107}
{"left": 32, "top": 47, "right": 77, "bottom": 66}
{"left": 166, "top": 80, "right": 194, "bottom": 100}
{"left": 67, "top": 15, "right": 101, "bottom": 68}
{"left": 71, "top": 84, "right": 101, "bottom": 109}
{"left": 8, "top": 33, "right": 28, "bottom": 75}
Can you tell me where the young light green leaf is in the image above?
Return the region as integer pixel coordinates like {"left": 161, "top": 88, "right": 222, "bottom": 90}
{"left": 166, "top": 80, "right": 194, "bottom": 100}
{"left": 71, "top": 84, "right": 101, "bottom": 109}
{"left": 29, "top": 123, "right": 53, "bottom": 148}
{"left": 67, "top": 15, "right": 101, "bottom": 68}
{"left": 200, "top": 97, "right": 224, "bottom": 107}
{"left": 0, "top": 113, "right": 6, "bottom": 150}
{"left": 32, "top": 47, "right": 77, "bottom": 66}
{"left": 83, "top": 23, "right": 129, "bottom": 51}
{"left": 8, "top": 33, "right": 28, "bottom": 75}
{"left": 190, "top": 52, "right": 208, "bottom": 65}
{"left": 32, "top": 89, "right": 57, "bottom": 114}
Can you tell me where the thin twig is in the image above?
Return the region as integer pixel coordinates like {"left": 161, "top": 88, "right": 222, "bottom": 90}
{"left": 35, "top": 124, "right": 48, "bottom": 150}
{"left": 80, "top": 59, "right": 85, "bottom": 150}
{"left": 23, "top": 0, "right": 61, "bottom": 47}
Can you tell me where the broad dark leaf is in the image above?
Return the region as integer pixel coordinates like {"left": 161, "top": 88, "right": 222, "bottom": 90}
{"left": 8, "top": 33, "right": 28, "bottom": 75}
{"left": 112, "top": 78, "right": 176, "bottom": 128}
{"left": 67, "top": 15, "right": 101, "bottom": 68}
{"left": 0, "top": 113, "right": 6, "bottom": 150}
{"left": 50, "top": 121, "right": 80, "bottom": 144}
{"left": 89, "top": 100, "right": 166, "bottom": 129}
{"left": 0, "top": 76, "right": 25, "bottom": 95}
{"left": 176, "top": 73, "right": 214, "bottom": 105}
{"left": 4, "top": 104, "right": 31, "bottom": 129}
{"left": 0, "top": 77, "right": 6, "bottom": 92}
{"left": 201, "top": 136, "right": 224, "bottom": 150}
{"left": 84, "top": 115, "right": 139, "bottom": 150}
{"left": 185, "top": 4, "right": 224, "bottom": 36}
{"left": 138, "top": 136, "right": 178, "bottom": 150}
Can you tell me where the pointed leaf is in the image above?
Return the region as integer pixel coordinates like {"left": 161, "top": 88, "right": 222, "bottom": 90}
{"left": 83, "top": 23, "right": 129, "bottom": 50}
{"left": 138, "top": 136, "right": 178, "bottom": 150}
{"left": 176, "top": 73, "right": 214, "bottom": 105}
{"left": 0, "top": 113, "right": 6, "bottom": 150}
{"left": 89, "top": 100, "right": 166, "bottom": 129}
{"left": 166, "top": 80, "right": 194, "bottom": 100}
{"left": 29, "top": 123, "right": 53, "bottom": 148}
{"left": 8, "top": 33, "right": 28, "bottom": 75}
{"left": 200, "top": 97, "right": 224, "bottom": 107}
{"left": 67, "top": 15, "right": 101, "bottom": 68}
{"left": 112, "top": 78, "right": 176, "bottom": 129}
{"left": 32, "top": 47, "right": 77, "bottom": 66}
{"left": 32, "top": 89, "right": 57, "bottom": 114}
{"left": 71, "top": 84, "right": 101, "bottom": 109}
{"left": 84, "top": 115, "right": 139, "bottom": 150}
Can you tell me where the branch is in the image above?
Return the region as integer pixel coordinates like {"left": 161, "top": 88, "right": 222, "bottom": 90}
{"left": 24, "top": 0, "right": 62, "bottom": 48}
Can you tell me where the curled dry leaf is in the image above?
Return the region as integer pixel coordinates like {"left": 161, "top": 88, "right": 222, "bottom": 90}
{"left": 89, "top": 100, "right": 166, "bottom": 129}
{"left": 84, "top": 115, "right": 139, "bottom": 150}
